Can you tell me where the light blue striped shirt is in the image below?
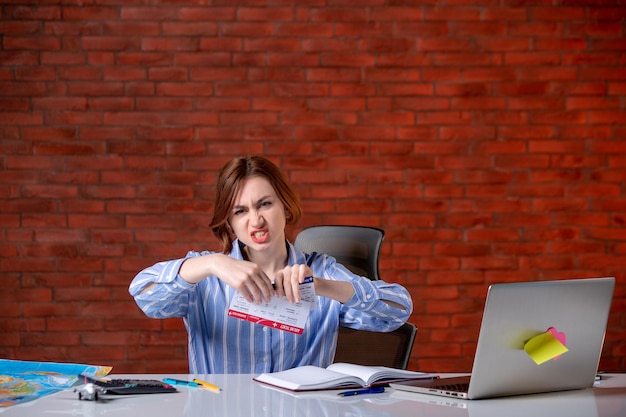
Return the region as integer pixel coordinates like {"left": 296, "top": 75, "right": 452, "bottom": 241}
{"left": 129, "top": 240, "right": 413, "bottom": 374}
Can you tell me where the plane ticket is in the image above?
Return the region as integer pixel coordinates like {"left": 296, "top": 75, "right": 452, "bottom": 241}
{"left": 227, "top": 276, "right": 317, "bottom": 335}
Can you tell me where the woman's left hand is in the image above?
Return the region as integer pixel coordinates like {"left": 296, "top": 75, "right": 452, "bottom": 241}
{"left": 273, "top": 264, "right": 312, "bottom": 303}
{"left": 273, "top": 264, "right": 356, "bottom": 304}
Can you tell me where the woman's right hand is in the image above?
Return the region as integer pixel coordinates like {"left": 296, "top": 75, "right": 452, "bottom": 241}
{"left": 179, "top": 253, "right": 274, "bottom": 304}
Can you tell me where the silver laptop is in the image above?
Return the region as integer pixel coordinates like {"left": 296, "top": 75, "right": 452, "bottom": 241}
{"left": 391, "top": 277, "right": 615, "bottom": 400}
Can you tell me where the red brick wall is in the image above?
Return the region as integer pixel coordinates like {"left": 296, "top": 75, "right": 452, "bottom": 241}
{"left": 1, "top": 2, "right": 625, "bottom": 374}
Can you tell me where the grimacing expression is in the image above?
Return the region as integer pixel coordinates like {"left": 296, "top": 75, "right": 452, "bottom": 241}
{"left": 229, "top": 176, "right": 287, "bottom": 252}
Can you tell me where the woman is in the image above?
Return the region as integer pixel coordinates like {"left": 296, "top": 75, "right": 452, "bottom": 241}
{"left": 129, "top": 155, "right": 413, "bottom": 374}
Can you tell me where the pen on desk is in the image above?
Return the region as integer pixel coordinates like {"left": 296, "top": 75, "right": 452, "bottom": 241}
{"left": 338, "top": 386, "right": 385, "bottom": 397}
{"left": 162, "top": 378, "right": 200, "bottom": 387}
{"left": 192, "top": 378, "right": 221, "bottom": 393}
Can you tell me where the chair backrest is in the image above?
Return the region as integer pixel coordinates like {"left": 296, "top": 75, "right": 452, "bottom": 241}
{"left": 333, "top": 322, "right": 417, "bottom": 369}
{"left": 294, "top": 225, "right": 384, "bottom": 280}
{"left": 295, "top": 225, "right": 417, "bottom": 369}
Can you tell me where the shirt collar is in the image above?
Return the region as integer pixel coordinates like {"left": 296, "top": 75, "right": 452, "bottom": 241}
{"left": 231, "top": 238, "right": 307, "bottom": 267}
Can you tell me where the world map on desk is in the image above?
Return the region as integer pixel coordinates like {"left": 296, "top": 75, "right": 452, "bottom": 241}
{"left": 0, "top": 359, "right": 112, "bottom": 407}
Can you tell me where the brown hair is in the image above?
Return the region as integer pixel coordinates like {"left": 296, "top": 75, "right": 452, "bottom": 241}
{"left": 209, "top": 155, "right": 302, "bottom": 253}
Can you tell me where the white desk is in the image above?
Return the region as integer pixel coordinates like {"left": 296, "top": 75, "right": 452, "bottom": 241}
{"left": 1, "top": 373, "right": 625, "bottom": 417}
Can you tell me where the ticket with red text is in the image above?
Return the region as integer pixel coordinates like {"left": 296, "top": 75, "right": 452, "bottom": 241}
{"left": 227, "top": 277, "right": 316, "bottom": 335}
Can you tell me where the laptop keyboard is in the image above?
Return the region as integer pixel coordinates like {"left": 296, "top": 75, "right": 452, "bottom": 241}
{"left": 79, "top": 375, "right": 177, "bottom": 395}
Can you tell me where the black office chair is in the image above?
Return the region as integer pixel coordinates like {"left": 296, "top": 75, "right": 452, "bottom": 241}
{"left": 294, "top": 225, "right": 384, "bottom": 280}
{"left": 294, "top": 225, "right": 417, "bottom": 369}
{"left": 333, "top": 322, "right": 417, "bottom": 369}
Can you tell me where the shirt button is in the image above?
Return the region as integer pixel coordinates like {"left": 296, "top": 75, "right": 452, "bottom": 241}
{"left": 263, "top": 327, "right": 268, "bottom": 332}
{"left": 361, "top": 303, "right": 366, "bottom": 308}
{"left": 365, "top": 294, "right": 371, "bottom": 300}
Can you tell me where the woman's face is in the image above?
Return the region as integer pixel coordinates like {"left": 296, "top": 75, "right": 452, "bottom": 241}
{"left": 228, "top": 176, "right": 287, "bottom": 252}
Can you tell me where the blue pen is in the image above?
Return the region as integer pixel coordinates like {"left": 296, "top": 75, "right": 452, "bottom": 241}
{"left": 338, "top": 386, "right": 385, "bottom": 397}
{"left": 163, "top": 378, "right": 200, "bottom": 387}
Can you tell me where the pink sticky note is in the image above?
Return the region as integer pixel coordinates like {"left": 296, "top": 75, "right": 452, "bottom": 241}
{"left": 547, "top": 327, "right": 567, "bottom": 346}
{"left": 547, "top": 327, "right": 567, "bottom": 359}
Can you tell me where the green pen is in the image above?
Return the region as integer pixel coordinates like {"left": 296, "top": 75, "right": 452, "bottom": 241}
{"left": 163, "top": 378, "right": 200, "bottom": 387}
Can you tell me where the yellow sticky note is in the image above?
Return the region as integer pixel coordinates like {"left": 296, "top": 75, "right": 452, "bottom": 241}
{"left": 524, "top": 331, "right": 569, "bottom": 365}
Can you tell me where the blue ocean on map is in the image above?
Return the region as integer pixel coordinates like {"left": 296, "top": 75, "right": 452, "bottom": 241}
{"left": 0, "top": 359, "right": 111, "bottom": 407}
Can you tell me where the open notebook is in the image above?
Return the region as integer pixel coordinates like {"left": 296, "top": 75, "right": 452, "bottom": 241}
{"left": 391, "top": 277, "right": 615, "bottom": 400}
{"left": 254, "top": 363, "right": 432, "bottom": 391}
